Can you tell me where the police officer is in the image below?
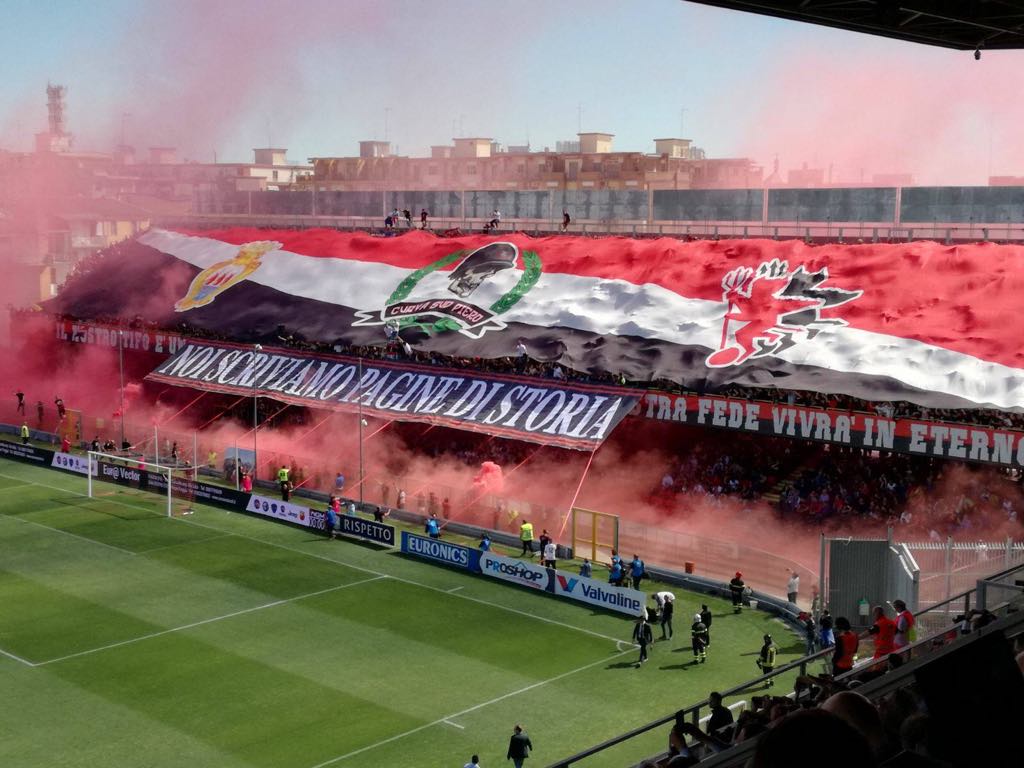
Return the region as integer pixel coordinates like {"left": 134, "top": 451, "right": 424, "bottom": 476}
{"left": 519, "top": 519, "right": 534, "bottom": 556}
{"left": 20, "top": 422, "right": 29, "bottom": 444}
{"left": 277, "top": 465, "right": 290, "bottom": 496}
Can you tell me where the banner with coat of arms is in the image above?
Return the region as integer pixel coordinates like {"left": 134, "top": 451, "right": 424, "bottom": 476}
{"left": 47, "top": 226, "right": 1024, "bottom": 412}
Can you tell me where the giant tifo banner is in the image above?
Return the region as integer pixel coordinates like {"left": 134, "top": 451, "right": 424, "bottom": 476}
{"left": 48, "top": 227, "right": 1024, "bottom": 410}
{"left": 145, "top": 342, "right": 637, "bottom": 450}
{"left": 637, "top": 392, "right": 1024, "bottom": 469}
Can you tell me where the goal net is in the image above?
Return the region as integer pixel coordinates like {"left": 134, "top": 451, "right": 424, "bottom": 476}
{"left": 86, "top": 450, "right": 198, "bottom": 517}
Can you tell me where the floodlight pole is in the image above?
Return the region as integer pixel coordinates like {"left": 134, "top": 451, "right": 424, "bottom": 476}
{"left": 252, "top": 344, "right": 262, "bottom": 481}
{"left": 118, "top": 329, "right": 126, "bottom": 449}
{"left": 358, "top": 355, "right": 364, "bottom": 504}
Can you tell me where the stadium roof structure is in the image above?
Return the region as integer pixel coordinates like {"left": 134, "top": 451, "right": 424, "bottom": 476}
{"left": 685, "top": 1, "right": 1024, "bottom": 50}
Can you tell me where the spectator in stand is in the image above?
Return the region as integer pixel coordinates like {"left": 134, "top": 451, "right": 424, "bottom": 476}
{"left": 752, "top": 709, "right": 876, "bottom": 768}
{"left": 561, "top": 210, "right": 571, "bottom": 231}
{"left": 420, "top": 209, "right": 428, "bottom": 229}
{"left": 729, "top": 572, "right": 745, "bottom": 613}
{"left": 579, "top": 558, "right": 592, "bottom": 578}
{"left": 35, "top": 401, "right": 44, "bottom": 427}
{"left": 803, "top": 614, "right": 817, "bottom": 656}
{"left": 241, "top": 472, "right": 253, "bottom": 493}
{"left": 706, "top": 691, "right": 734, "bottom": 737}
{"left": 819, "top": 609, "right": 835, "bottom": 649}
{"left": 334, "top": 472, "right": 345, "bottom": 492}
{"left": 832, "top": 617, "right": 858, "bottom": 677}
{"left": 865, "top": 606, "right": 897, "bottom": 659}
{"left": 15, "top": 390, "right": 24, "bottom": 415}
{"left": 61, "top": 435, "right": 71, "bottom": 453}
{"left": 892, "top": 599, "right": 916, "bottom": 649}
{"left": 821, "top": 691, "right": 889, "bottom": 761}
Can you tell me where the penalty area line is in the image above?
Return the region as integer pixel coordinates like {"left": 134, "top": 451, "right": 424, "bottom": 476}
{"left": 34, "top": 575, "right": 386, "bottom": 667}
{"left": 308, "top": 646, "right": 635, "bottom": 768}
{"left": 0, "top": 471, "right": 629, "bottom": 647}
{"left": 0, "top": 646, "right": 37, "bottom": 667}
{"left": 0, "top": 511, "right": 137, "bottom": 555}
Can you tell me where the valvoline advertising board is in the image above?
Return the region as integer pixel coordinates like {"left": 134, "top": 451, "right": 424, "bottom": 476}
{"left": 552, "top": 570, "right": 645, "bottom": 616}
{"left": 400, "top": 532, "right": 481, "bottom": 572}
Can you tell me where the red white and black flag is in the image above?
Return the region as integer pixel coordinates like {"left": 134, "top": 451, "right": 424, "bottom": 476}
{"left": 50, "top": 227, "right": 1024, "bottom": 411}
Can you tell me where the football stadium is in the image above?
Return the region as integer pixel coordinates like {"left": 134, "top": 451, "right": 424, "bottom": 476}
{"left": 3, "top": 4, "right": 1024, "bottom": 768}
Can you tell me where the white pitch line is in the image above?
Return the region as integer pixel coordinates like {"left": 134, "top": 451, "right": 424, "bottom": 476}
{"left": 441, "top": 720, "right": 464, "bottom": 730}
{"left": 0, "top": 511, "right": 136, "bottom": 555}
{"left": 0, "top": 471, "right": 629, "bottom": 646}
{"left": 309, "top": 647, "right": 634, "bottom": 768}
{"left": 135, "top": 533, "right": 233, "bottom": 554}
{"left": 34, "top": 575, "right": 386, "bottom": 666}
{"left": 446, "top": 586, "right": 463, "bottom": 593}
{"left": 0, "top": 482, "right": 35, "bottom": 492}
{"left": 0, "top": 646, "right": 37, "bottom": 667}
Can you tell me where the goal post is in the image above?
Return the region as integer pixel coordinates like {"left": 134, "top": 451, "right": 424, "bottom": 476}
{"left": 571, "top": 506, "right": 619, "bottom": 565}
{"left": 86, "top": 451, "right": 196, "bottom": 518}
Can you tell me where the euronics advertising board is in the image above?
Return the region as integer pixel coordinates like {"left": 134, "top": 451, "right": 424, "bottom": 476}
{"left": 400, "top": 532, "right": 481, "bottom": 571}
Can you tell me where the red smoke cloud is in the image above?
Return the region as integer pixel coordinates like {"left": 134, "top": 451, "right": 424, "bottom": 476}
{"left": 734, "top": 49, "right": 1024, "bottom": 185}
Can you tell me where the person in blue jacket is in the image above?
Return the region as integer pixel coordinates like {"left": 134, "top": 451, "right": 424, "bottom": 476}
{"left": 609, "top": 559, "right": 624, "bottom": 586}
{"left": 425, "top": 513, "right": 441, "bottom": 539}
{"left": 325, "top": 504, "right": 337, "bottom": 539}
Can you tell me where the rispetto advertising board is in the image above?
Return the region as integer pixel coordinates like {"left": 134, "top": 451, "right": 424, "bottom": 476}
{"left": 551, "top": 570, "right": 645, "bottom": 616}
{"left": 400, "top": 532, "right": 481, "bottom": 571}
{"left": 337, "top": 516, "right": 395, "bottom": 546}
{"left": 478, "top": 552, "right": 551, "bottom": 591}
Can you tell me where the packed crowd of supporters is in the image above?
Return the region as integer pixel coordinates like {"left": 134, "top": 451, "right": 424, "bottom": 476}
{"left": 36, "top": 235, "right": 1024, "bottom": 433}
{"left": 652, "top": 614, "right": 1024, "bottom": 768}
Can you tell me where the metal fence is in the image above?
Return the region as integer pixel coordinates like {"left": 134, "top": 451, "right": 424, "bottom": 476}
{"left": 160, "top": 212, "right": 1024, "bottom": 244}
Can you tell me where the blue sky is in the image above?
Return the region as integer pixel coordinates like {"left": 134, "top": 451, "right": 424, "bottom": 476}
{"left": 2, "top": 0, "right": 1022, "bottom": 183}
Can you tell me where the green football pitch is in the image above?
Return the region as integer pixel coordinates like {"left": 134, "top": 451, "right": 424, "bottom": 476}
{"left": 0, "top": 456, "right": 806, "bottom": 768}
